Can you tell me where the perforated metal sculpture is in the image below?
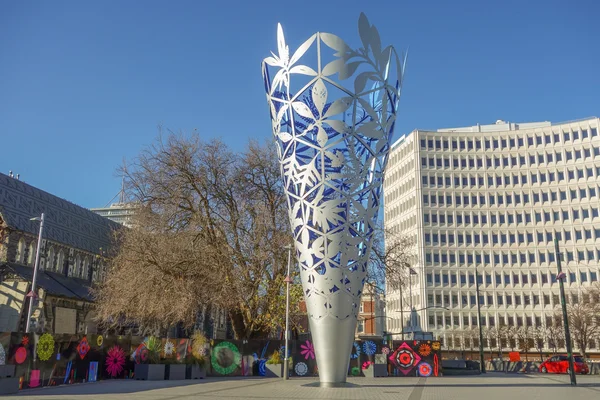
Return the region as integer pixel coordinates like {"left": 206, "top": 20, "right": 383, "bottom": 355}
{"left": 262, "top": 13, "right": 406, "bottom": 384}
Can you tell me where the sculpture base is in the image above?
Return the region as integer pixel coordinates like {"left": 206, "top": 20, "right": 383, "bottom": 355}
{"left": 302, "top": 382, "right": 361, "bottom": 388}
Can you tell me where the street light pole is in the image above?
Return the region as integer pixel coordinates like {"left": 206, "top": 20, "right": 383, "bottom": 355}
{"left": 25, "top": 213, "right": 45, "bottom": 333}
{"left": 475, "top": 267, "right": 486, "bottom": 373}
{"left": 282, "top": 245, "right": 293, "bottom": 380}
{"left": 554, "top": 238, "right": 576, "bottom": 386}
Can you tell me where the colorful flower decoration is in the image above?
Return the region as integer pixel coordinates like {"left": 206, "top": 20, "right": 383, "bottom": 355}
{"left": 294, "top": 362, "right": 308, "bottom": 376}
{"left": 0, "top": 344, "right": 5, "bottom": 365}
{"left": 164, "top": 340, "right": 175, "bottom": 356}
{"left": 351, "top": 366, "right": 361, "bottom": 376}
{"left": 97, "top": 335, "right": 103, "bottom": 347}
{"left": 362, "top": 340, "right": 377, "bottom": 356}
{"left": 21, "top": 336, "right": 29, "bottom": 346}
{"left": 300, "top": 340, "right": 315, "bottom": 360}
{"left": 278, "top": 345, "right": 291, "bottom": 359}
{"left": 418, "top": 343, "right": 431, "bottom": 357}
{"left": 36, "top": 333, "right": 54, "bottom": 361}
{"left": 381, "top": 346, "right": 390, "bottom": 355}
{"left": 389, "top": 342, "right": 421, "bottom": 375}
{"left": 106, "top": 346, "right": 126, "bottom": 377}
{"left": 131, "top": 343, "right": 148, "bottom": 364}
{"left": 15, "top": 347, "right": 27, "bottom": 364}
{"left": 431, "top": 341, "right": 441, "bottom": 351}
{"left": 362, "top": 360, "right": 373, "bottom": 370}
{"left": 77, "top": 337, "right": 90, "bottom": 360}
{"left": 350, "top": 342, "right": 361, "bottom": 359}
{"left": 418, "top": 362, "right": 432, "bottom": 377}
{"left": 211, "top": 341, "right": 241, "bottom": 375}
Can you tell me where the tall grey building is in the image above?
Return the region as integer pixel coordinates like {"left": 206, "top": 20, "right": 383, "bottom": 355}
{"left": 384, "top": 117, "right": 600, "bottom": 352}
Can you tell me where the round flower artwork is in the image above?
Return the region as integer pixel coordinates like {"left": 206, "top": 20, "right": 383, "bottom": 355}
{"left": 164, "top": 340, "right": 175, "bottom": 356}
{"left": 418, "top": 362, "right": 432, "bottom": 377}
{"left": 36, "top": 333, "right": 54, "bottom": 361}
{"left": 106, "top": 346, "right": 126, "bottom": 377}
{"left": 77, "top": 337, "right": 90, "bottom": 360}
{"left": 300, "top": 340, "right": 315, "bottom": 360}
{"left": 97, "top": 335, "right": 103, "bottom": 347}
{"left": 431, "top": 341, "right": 441, "bottom": 351}
{"left": 350, "top": 342, "right": 361, "bottom": 359}
{"left": 15, "top": 347, "right": 27, "bottom": 364}
{"left": 294, "top": 362, "right": 308, "bottom": 376}
{"left": 381, "top": 346, "right": 390, "bottom": 355}
{"left": 21, "top": 336, "right": 29, "bottom": 346}
{"left": 211, "top": 342, "right": 241, "bottom": 375}
{"left": 362, "top": 340, "right": 377, "bottom": 356}
{"left": 418, "top": 343, "right": 431, "bottom": 357}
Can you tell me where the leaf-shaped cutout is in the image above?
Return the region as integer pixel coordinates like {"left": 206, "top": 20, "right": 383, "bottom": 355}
{"left": 263, "top": 56, "right": 279, "bottom": 67}
{"left": 289, "top": 65, "right": 318, "bottom": 76}
{"left": 270, "top": 69, "right": 286, "bottom": 93}
{"left": 357, "top": 121, "right": 383, "bottom": 139}
{"left": 320, "top": 32, "right": 351, "bottom": 53}
{"left": 277, "top": 23, "right": 289, "bottom": 64}
{"left": 289, "top": 34, "right": 316, "bottom": 66}
{"left": 370, "top": 25, "right": 382, "bottom": 60}
{"left": 292, "top": 102, "right": 314, "bottom": 120}
{"left": 278, "top": 131, "right": 293, "bottom": 142}
{"left": 326, "top": 150, "right": 344, "bottom": 167}
{"left": 358, "top": 13, "right": 371, "bottom": 52}
{"left": 311, "top": 79, "right": 327, "bottom": 116}
{"left": 324, "top": 97, "right": 353, "bottom": 118}
{"left": 276, "top": 104, "right": 289, "bottom": 124}
{"left": 325, "top": 120, "right": 349, "bottom": 134}
{"left": 358, "top": 98, "right": 380, "bottom": 121}
{"left": 317, "top": 126, "right": 328, "bottom": 146}
{"left": 354, "top": 72, "right": 373, "bottom": 94}
{"left": 339, "top": 61, "right": 362, "bottom": 80}
{"left": 321, "top": 58, "right": 345, "bottom": 76}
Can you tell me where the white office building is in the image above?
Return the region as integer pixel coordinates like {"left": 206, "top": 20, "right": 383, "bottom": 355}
{"left": 383, "top": 117, "right": 600, "bottom": 352}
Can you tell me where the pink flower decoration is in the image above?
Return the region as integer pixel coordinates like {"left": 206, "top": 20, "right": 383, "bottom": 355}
{"left": 381, "top": 346, "right": 390, "bottom": 355}
{"left": 300, "top": 340, "right": 315, "bottom": 360}
{"left": 106, "top": 346, "right": 126, "bottom": 377}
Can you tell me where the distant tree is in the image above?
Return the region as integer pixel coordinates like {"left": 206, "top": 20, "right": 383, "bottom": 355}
{"left": 556, "top": 300, "right": 600, "bottom": 359}
{"left": 94, "top": 131, "right": 302, "bottom": 339}
{"left": 515, "top": 326, "right": 534, "bottom": 361}
{"left": 532, "top": 326, "right": 547, "bottom": 362}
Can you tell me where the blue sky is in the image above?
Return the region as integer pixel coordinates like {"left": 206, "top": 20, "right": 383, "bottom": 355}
{"left": 1, "top": 0, "right": 598, "bottom": 208}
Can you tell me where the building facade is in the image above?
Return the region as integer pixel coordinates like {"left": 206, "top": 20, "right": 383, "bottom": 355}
{"left": 356, "top": 285, "right": 385, "bottom": 339}
{"left": 384, "top": 117, "right": 600, "bottom": 353}
{"left": 90, "top": 202, "right": 136, "bottom": 227}
{"left": 0, "top": 172, "right": 121, "bottom": 334}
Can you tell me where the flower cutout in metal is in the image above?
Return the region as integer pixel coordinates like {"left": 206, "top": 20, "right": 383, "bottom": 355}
{"left": 300, "top": 340, "right": 315, "bottom": 360}
{"left": 77, "top": 337, "right": 90, "bottom": 360}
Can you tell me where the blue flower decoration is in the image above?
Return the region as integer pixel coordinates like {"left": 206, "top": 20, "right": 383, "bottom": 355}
{"left": 350, "top": 342, "right": 361, "bottom": 359}
{"left": 363, "top": 340, "right": 376, "bottom": 356}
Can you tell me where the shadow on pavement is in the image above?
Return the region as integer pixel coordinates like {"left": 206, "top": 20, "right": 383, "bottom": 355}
{"left": 10, "top": 377, "right": 272, "bottom": 397}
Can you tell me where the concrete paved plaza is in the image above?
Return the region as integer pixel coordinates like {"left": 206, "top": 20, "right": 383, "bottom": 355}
{"left": 9, "top": 373, "right": 600, "bottom": 400}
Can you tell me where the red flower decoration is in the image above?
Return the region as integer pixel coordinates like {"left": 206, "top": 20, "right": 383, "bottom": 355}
{"left": 106, "top": 346, "right": 126, "bottom": 377}
{"left": 77, "top": 337, "right": 90, "bottom": 359}
{"left": 21, "top": 336, "right": 29, "bottom": 346}
{"left": 15, "top": 347, "right": 27, "bottom": 364}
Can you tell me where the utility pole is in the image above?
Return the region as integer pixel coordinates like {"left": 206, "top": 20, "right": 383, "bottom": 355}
{"left": 475, "top": 267, "right": 486, "bottom": 373}
{"left": 554, "top": 238, "right": 576, "bottom": 386}
{"left": 25, "top": 213, "right": 45, "bottom": 333}
{"left": 282, "top": 245, "right": 293, "bottom": 380}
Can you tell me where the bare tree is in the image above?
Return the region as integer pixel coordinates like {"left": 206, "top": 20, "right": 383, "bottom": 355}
{"left": 560, "top": 302, "right": 600, "bottom": 359}
{"left": 532, "top": 326, "right": 547, "bottom": 362}
{"left": 547, "top": 316, "right": 564, "bottom": 354}
{"left": 368, "top": 224, "right": 415, "bottom": 293}
{"left": 95, "top": 131, "right": 303, "bottom": 339}
{"left": 515, "top": 326, "right": 533, "bottom": 361}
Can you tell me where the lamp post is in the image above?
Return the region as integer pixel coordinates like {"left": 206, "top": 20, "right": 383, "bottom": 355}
{"left": 282, "top": 244, "right": 293, "bottom": 380}
{"left": 474, "top": 267, "right": 486, "bottom": 373}
{"left": 25, "top": 213, "right": 45, "bottom": 333}
{"left": 554, "top": 238, "right": 576, "bottom": 386}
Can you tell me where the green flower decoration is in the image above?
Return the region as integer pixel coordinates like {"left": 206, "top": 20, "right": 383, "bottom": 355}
{"left": 211, "top": 341, "right": 241, "bottom": 375}
{"left": 37, "top": 333, "right": 54, "bottom": 361}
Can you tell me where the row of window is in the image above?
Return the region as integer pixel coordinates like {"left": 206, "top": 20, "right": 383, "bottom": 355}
{"left": 423, "top": 208, "right": 600, "bottom": 226}
{"left": 426, "top": 270, "right": 598, "bottom": 288}
{"left": 419, "top": 127, "right": 598, "bottom": 152}
{"left": 420, "top": 147, "right": 599, "bottom": 169}
{"left": 422, "top": 167, "right": 600, "bottom": 188}
{"left": 426, "top": 291, "right": 593, "bottom": 310}
{"left": 424, "top": 229, "right": 600, "bottom": 246}
{"left": 424, "top": 248, "right": 600, "bottom": 265}
{"left": 423, "top": 187, "right": 599, "bottom": 206}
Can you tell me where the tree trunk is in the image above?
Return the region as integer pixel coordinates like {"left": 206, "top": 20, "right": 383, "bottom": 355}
{"left": 229, "top": 310, "right": 247, "bottom": 339}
